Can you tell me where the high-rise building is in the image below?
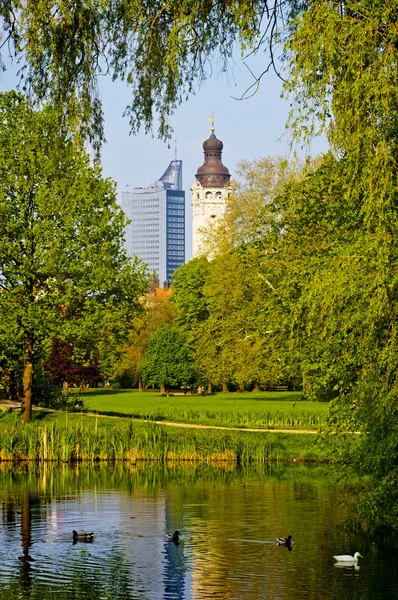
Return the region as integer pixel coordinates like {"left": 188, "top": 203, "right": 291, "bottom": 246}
{"left": 122, "top": 160, "right": 185, "bottom": 283}
{"left": 191, "top": 120, "right": 232, "bottom": 257}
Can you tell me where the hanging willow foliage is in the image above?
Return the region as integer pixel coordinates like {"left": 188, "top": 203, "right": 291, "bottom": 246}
{"left": 0, "top": 0, "right": 288, "bottom": 153}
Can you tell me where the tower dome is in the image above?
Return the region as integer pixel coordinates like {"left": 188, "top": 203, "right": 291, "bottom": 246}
{"left": 195, "top": 129, "right": 230, "bottom": 188}
{"left": 203, "top": 134, "right": 223, "bottom": 152}
{"left": 191, "top": 117, "right": 233, "bottom": 258}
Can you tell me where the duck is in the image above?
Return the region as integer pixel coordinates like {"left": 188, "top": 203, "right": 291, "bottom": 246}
{"left": 167, "top": 531, "right": 180, "bottom": 544}
{"left": 333, "top": 552, "right": 363, "bottom": 563}
{"left": 73, "top": 530, "right": 94, "bottom": 543}
{"left": 277, "top": 535, "right": 292, "bottom": 546}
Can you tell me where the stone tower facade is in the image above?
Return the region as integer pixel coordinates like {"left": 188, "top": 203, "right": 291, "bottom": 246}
{"left": 191, "top": 123, "right": 231, "bottom": 257}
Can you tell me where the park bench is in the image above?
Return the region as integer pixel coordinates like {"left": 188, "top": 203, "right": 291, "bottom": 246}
{"left": 270, "top": 386, "right": 290, "bottom": 391}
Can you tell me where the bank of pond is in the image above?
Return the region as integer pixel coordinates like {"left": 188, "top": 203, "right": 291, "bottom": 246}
{"left": 0, "top": 408, "right": 350, "bottom": 464}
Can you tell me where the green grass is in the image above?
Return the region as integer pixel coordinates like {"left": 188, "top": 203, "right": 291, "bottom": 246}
{"left": 77, "top": 389, "right": 328, "bottom": 430}
{"left": 0, "top": 408, "right": 337, "bottom": 464}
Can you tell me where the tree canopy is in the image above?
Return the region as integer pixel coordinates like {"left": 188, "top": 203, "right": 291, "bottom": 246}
{"left": 115, "top": 292, "right": 178, "bottom": 390}
{"left": 139, "top": 324, "right": 196, "bottom": 393}
{"left": 169, "top": 142, "right": 398, "bottom": 527}
{"left": 0, "top": 0, "right": 283, "bottom": 152}
{"left": 0, "top": 90, "right": 148, "bottom": 422}
{"left": 171, "top": 257, "right": 210, "bottom": 335}
{"left": 0, "top": 1, "right": 396, "bottom": 158}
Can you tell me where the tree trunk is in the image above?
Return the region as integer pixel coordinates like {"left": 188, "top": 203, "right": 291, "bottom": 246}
{"left": 138, "top": 375, "right": 144, "bottom": 392}
{"left": 22, "top": 334, "right": 34, "bottom": 424}
{"left": 222, "top": 382, "right": 228, "bottom": 393}
{"left": 207, "top": 381, "right": 212, "bottom": 393}
{"left": 160, "top": 383, "right": 166, "bottom": 394}
{"left": 253, "top": 382, "right": 260, "bottom": 392}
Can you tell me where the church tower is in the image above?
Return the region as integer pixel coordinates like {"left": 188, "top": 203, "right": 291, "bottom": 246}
{"left": 191, "top": 117, "right": 232, "bottom": 257}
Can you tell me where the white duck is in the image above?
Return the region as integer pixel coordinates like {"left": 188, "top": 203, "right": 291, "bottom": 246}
{"left": 334, "top": 552, "right": 363, "bottom": 563}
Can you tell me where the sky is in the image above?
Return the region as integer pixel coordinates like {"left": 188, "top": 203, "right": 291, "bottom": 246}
{"left": 98, "top": 53, "right": 328, "bottom": 192}
{"left": 0, "top": 50, "right": 328, "bottom": 259}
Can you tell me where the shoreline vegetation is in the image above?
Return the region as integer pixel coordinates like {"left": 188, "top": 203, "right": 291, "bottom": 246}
{"left": 0, "top": 390, "right": 346, "bottom": 464}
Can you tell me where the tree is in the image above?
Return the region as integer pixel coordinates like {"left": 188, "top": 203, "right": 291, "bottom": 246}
{"left": 171, "top": 257, "right": 211, "bottom": 335}
{"left": 229, "top": 148, "right": 398, "bottom": 525}
{"left": 192, "top": 247, "right": 286, "bottom": 392}
{"left": 43, "top": 338, "right": 103, "bottom": 388}
{"left": 274, "top": 153, "right": 398, "bottom": 526}
{"left": 281, "top": 1, "right": 398, "bottom": 526}
{"left": 0, "top": 91, "right": 148, "bottom": 423}
{"left": 139, "top": 325, "right": 196, "bottom": 394}
{"left": 199, "top": 156, "right": 307, "bottom": 255}
{"left": 115, "top": 293, "right": 178, "bottom": 390}
{"left": 173, "top": 158, "right": 308, "bottom": 392}
{"left": 0, "top": 2, "right": 395, "bottom": 160}
{"left": 0, "top": 1, "right": 267, "bottom": 150}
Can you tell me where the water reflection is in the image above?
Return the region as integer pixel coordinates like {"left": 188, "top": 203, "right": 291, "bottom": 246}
{"left": 0, "top": 463, "right": 396, "bottom": 599}
{"left": 18, "top": 492, "right": 34, "bottom": 588}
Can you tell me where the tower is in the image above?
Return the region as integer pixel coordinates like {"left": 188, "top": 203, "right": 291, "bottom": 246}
{"left": 122, "top": 160, "right": 185, "bottom": 283}
{"left": 191, "top": 116, "right": 232, "bottom": 257}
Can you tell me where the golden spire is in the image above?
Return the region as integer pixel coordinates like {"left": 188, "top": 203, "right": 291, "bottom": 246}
{"left": 207, "top": 110, "right": 215, "bottom": 133}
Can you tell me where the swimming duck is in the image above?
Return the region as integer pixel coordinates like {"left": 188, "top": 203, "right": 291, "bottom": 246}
{"left": 73, "top": 530, "right": 94, "bottom": 543}
{"left": 167, "top": 531, "right": 180, "bottom": 544}
{"left": 277, "top": 535, "right": 292, "bottom": 546}
{"left": 333, "top": 552, "right": 362, "bottom": 563}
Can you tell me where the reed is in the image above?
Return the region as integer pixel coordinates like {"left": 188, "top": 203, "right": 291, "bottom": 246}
{"left": 0, "top": 410, "right": 332, "bottom": 464}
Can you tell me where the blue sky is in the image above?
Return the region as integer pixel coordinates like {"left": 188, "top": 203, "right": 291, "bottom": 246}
{"left": 0, "top": 50, "right": 328, "bottom": 258}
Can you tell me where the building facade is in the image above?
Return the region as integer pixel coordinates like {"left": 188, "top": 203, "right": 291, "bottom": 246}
{"left": 122, "top": 160, "right": 185, "bottom": 284}
{"left": 191, "top": 123, "right": 232, "bottom": 257}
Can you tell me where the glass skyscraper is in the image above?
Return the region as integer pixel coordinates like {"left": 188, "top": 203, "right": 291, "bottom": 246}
{"left": 121, "top": 160, "right": 185, "bottom": 284}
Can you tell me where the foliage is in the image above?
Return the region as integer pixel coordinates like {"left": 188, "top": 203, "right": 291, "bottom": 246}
{"left": 240, "top": 149, "right": 398, "bottom": 525}
{"left": 43, "top": 338, "right": 103, "bottom": 387}
{"left": 0, "top": 91, "right": 148, "bottom": 422}
{"left": 139, "top": 324, "right": 196, "bottom": 391}
{"left": 285, "top": 1, "right": 398, "bottom": 159}
{"left": 171, "top": 256, "right": 211, "bottom": 334}
{"left": 0, "top": 0, "right": 287, "bottom": 152}
{"left": 114, "top": 293, "right": 178, "bottom": 389}
{"left": 174, "top": 158, "right": 309, "bottom": 391}
{"left": 280, "top": 2, "right": 398, "bottom": 527}
{"left": 200, "top": 156, "right": 308, "bottom": 254}
{"left": 192, "top": 250, "right": 268, "bottom": 389}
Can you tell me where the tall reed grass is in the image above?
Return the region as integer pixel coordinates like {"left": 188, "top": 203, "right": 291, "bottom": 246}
{"left": 0, "top": 410, "right": 330, "bottom": 464}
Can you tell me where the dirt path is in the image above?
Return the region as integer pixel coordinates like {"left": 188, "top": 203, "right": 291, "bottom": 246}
{"left": 0, "top": 400, "right": 318, "bottom": 434}
{"left": 130, "top": 419, "right": 318, "bottom": 434}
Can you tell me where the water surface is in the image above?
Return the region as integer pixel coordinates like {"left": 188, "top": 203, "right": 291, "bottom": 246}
{"left": 0, "top": 463, "right": 395, "bottom": 599}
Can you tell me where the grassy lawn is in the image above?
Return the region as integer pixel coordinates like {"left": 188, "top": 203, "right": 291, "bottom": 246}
{"left": 76, "top": 389, "right": 329, "bottom": 430}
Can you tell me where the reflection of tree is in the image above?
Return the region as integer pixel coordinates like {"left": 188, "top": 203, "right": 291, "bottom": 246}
{"left": 18, "top": 491, "right": 33, "bottom": 588}
{"left": 165, "top": 499, "right": 186, "bottom": 600}
{"left": 0, "top": 567, "right": 136, "bottom": 600}
{"left": 2, "top": 497, "right": 16, "bottom": 527}
{"left": 1, "top": 547, "right": 137, "bottom": 600}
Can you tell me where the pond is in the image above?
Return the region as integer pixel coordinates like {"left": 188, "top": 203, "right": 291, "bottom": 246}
{"left": 0, "top": 462, "right": 396, "bottom": 599}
